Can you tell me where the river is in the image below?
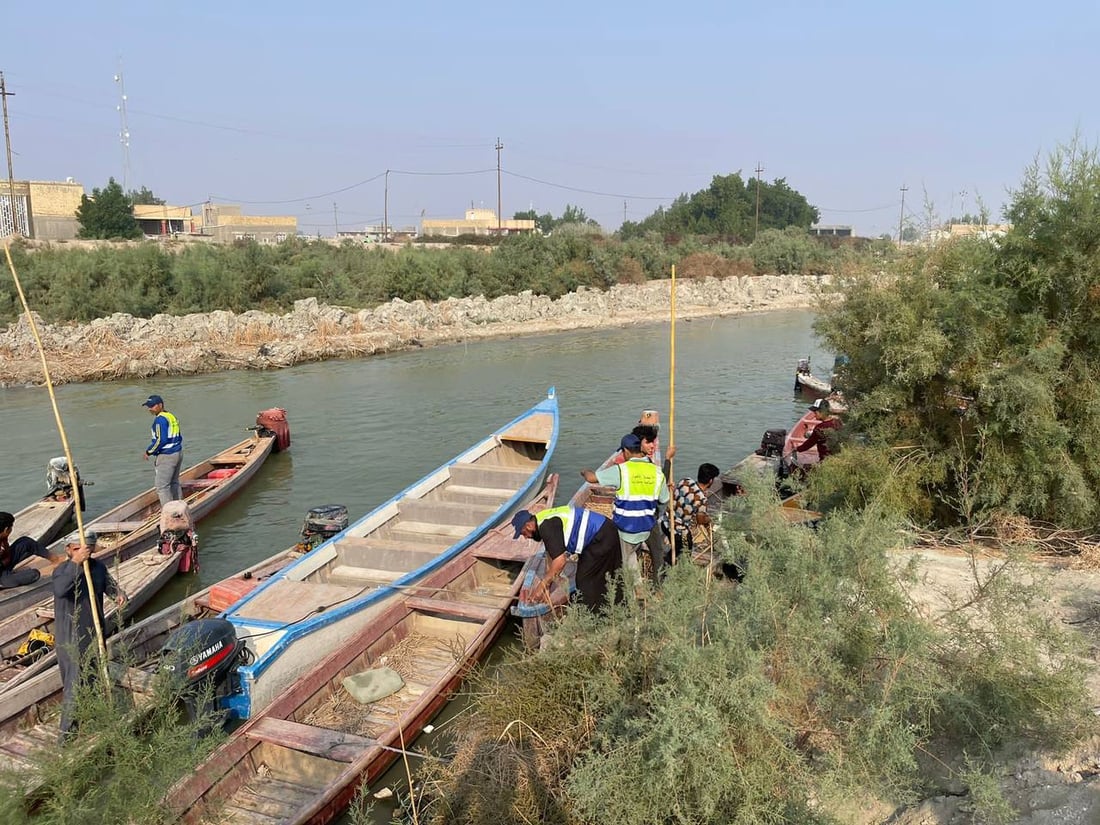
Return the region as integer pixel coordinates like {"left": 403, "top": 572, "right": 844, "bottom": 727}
{"left": 0, "top": 307, "right": 828, "bottom": 818}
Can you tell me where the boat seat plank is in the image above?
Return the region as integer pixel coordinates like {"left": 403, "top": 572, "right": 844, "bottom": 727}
{"left": 473, "top": 536, "right": 534, "bottom": 562}
{"left": 232, "top": 580, "right": 365, "bottom": 623}
{"left": 499, "top": 412, "right": 553, "bottom": 443}
{"left": 87, "top": 520, "right": 149, "bottom": 534}
{"left": 336, "top": 535, "right": 451, "bottom": 554}
{"left": 406, "top": 596, "right": 498, "bottom": 622}
{"left": 398, "top": 499, "right": 498, "bottom": 526}
{"left": 392, "top": 521, "right": 470, "bottom": 539}
{"left": 448, "top": 463, "right": 531, "bottom": 490}
{"left": 443, "top": 484, "right": 514, "bottom": 500}
{"left": 247, "top": 717, "right": 374, "bottom": 764}
{"left": 107, "top": 661, "right": 157, "bottom": 696}
{"left": 182, "top": 479, "right": 220, "bottom": 490}
{"left": 329, "top": 565, "right": 400, "bottom": 583}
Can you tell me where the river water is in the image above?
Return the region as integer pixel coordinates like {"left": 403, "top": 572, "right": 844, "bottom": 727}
{"left": 0, "top": 308, "right": 826, "bottom": 816}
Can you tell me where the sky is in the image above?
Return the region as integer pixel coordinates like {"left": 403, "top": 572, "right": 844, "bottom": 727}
{"left": 3, "top": 0, "right": 1097, "bottom": 238}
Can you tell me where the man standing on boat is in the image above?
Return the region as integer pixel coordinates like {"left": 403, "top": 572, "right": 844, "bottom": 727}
{"left": 0, "top": 512, "right": 50, "bottom": 587}
{"left": 141, "top": 394, "right": 184, "bottom": 506}
{"left": 52, "top": 532, "right": 125, "bottom": 742}
{"left": 582, "top": 433, "right": 669, "bottom": 591}
{"left": 512, "top": 505, "right": 622, "bottom": 610}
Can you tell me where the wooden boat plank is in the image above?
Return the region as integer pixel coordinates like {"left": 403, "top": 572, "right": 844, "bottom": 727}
{"left": 236, "top": 778, "right": 318, "bottom": 810}
{"left": 391, "top": 521, "right": 470, "bottom": 539}
{"left": 234, "top": 580, "right": 365, "bottom": 623}
{"left": 334, "top": 535, "right": 450, "bottom": 555}
{"left": 11, "top": 500, "right": 73, "bottom": 545}
{"left": 246, "top": 717, "right": 372, "bottom": 763}
{"left": 218, "top": 801, "right": 285, "bottom": 824}
{"left": 500, "top": 412, "right": 555, "bottom": 443}
{"left": 398, "top": 499, "right": 499, "bottom": 526}
{"left": 405, "top": 596, "right": 498, "bottom": 622}
{"left": 448, "top": 463, "right": 534, "bottom": 490}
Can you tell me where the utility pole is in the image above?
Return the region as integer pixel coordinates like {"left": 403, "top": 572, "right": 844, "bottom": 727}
{"left": 623, "top": 200, "right": 627, "bottom": 226}
{"left": 113, "top": 59, "right": 131, "bottom": 193}
{"left": 384, "top": 169, "right": 389, "bottom": 241}
{"left": 898, "top": 184, "right": 908, "bottom": 246}
{"left": 1, "top": 72, "right": 18, "bottom": 236}
{"left": 333, "top": 202, "right": 339, "bottom": 237}
{"left": 495, "top": 137, "right": 504, "bottom": 234}
{"left": 754, "top": 162, "right": 764, "bottom": 240}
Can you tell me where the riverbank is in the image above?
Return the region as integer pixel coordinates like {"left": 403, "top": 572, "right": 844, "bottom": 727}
{"left": 0, "top": 274, "right": 824, "bottom": 386}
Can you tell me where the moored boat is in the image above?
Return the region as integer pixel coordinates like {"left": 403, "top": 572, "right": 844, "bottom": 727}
{"left": 162, "top": 476, "right": 559, "bottom": 825}
{"left": 219, "top": 389, "right": 559, "bottom": 720}
{"left": 0, "top": 409, "right": 290, "bottom": 622}
{"left": 795, "top": 357, "right": 832, "bottom": 397}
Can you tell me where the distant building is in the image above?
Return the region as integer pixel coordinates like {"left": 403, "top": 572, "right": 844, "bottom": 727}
{"left": 134, "top": 203, "right": 198, "bottom": 237}
{"left": 336, "top": 225, "right": 418, "bottom": 243}
{"left": 201, "top": 204, "right": 296, "bottom": 244}
{"left": 809, "top": 224, "right": 853, "bottom": 238}
{"left": 0, "top": 179, "right": 84, "bottom": 240}
{"left": 928, "top": 223, "right": 1012, "bottom": 243}
{"left": 421, "top": 207, "right": 536, "bottom": 237}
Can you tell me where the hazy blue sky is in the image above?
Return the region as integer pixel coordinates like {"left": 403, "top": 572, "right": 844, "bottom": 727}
{"left": 4, "top": 1, "right": 1096, "bottom": 237}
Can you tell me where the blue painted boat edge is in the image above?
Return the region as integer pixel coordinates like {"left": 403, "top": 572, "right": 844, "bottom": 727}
{"left": 222, "top": 388, "right": 558, "bottom": 620}
{"left": 223, "top": 389, "right": 559, "bottom": 719}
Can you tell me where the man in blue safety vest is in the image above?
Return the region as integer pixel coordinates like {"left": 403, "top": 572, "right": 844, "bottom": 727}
{"left": 582, "top": 432, "right": 670, "bottom": 592}
{"left": 512, "top": 504, "right": 622, "bottom": 610}
{"left": 141, "top": 394, "right": 184, "bottom": 506}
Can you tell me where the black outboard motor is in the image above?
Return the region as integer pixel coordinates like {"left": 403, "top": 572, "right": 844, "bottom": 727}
{"left": 46, "top": 456, "right": 86, "bottom": 511}
{"left": 755, "top": 428, "right": 787, "bottom": 458}
{"left": 160, "top": 618, "right": 243, "bottom": 733}
{"left": 299, "top": 504, "right": 348, "bottom": 551}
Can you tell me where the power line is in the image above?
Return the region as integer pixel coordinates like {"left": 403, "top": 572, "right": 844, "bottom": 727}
{"left": 502, "top": 169, "right": 673, "bottom": 201}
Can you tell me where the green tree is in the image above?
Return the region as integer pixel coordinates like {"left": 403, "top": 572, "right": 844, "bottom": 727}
{"left": 813, "top": 137, "right": 1100, "bottom": 529}
{"left": 127, "top": 185, "right": 165, "bottom": 206}
{"left": 75, "top": 178, "right": 141, "bottom": 240}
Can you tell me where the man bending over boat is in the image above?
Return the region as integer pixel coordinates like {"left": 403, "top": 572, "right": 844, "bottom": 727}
{"left": 795, "top": 399, "right": 841, "bottom": 462}
{"left": 513, "top": 505, "right": 622, "bottom": 610}
{"left": 0, "top": 511, "right": 49, "bottom": 588}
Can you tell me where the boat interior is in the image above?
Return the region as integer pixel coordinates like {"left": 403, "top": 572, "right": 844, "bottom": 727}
{"left": 173, "top": 555, "right": 523, "bottom": 824}
{"left": 232, "top": 426, "right": 548, "bottom": 625}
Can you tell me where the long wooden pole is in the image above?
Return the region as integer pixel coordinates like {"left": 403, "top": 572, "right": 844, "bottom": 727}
{"left": 668, "top": 264, "right": 677, "bottom": 564}
{"left": 2, "top": 242, "right": 111, "bottom": 690}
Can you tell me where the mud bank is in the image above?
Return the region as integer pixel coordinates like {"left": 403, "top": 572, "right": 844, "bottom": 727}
{"left": 0, "top": 274, "right": 825, "bottom": 387}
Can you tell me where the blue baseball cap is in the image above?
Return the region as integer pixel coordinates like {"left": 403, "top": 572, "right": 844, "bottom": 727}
{"left": 511, "top": 509, "right": 535, "bottom": 539}
{"left": 620, "top": 433, "right": 642, "bottom": 452}
{"left": 142, "top": 394, "right": 164, "bottom": 408}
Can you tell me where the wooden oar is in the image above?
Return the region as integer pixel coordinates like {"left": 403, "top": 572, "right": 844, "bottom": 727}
{"left": 669, "top": 263, "right": 677, "bottom": 565}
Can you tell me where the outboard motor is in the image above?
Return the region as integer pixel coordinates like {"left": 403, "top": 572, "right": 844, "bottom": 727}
{"left": 256, "top": 408, "right": 291, "bottom": 452}
{"left": 160, "top": 618, "right": 243, "bottom": 733}
{"left": 299, "top": 504, "right": 348, "bottom": 552}
{"left": 159, "top": 500, "right": 198, "bottom": 573}
{"left": 755, "top": 428, "right": 787, "bottom": 458}
{"left": 796, "top": 357, "right": 811, "bottom": 375}
{"left": 46, "top": 456, "right": 86, "bottom": 511}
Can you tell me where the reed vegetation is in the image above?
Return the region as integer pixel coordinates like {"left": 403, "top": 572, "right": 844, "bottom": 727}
{"left": 410, "top": 481, "right": 1093, "bottom": 825}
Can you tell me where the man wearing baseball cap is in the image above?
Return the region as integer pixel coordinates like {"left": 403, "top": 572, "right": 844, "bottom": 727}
{"left": 141, "top": 394, "right": 184, "bottom": 506}
{"left": 581, "top": 432, "right": 670, "bottom": 594}
{"left": 511, "top": 502, "right": 622, "bottom": 611}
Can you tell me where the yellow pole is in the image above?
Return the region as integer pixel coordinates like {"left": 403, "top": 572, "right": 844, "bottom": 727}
{"left": 669, "top": 264, "right": 677, "bottom": 564}
{"left": 2, "top": 241, "right": 111, "bottom": 690}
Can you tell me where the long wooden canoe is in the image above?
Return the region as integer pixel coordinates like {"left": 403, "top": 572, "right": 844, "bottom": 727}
{"left": 220, "top": 389, "right": 558, "bottom": 720}
{"left": 0, "top": 419, "right": 286, "bottom": 690}
{"left": 7, "top": 459, "right": 84, "bottom": 548}
{"left": 163, "top": 475, "right": 558, "bottom": 825}
{"left": 0, "top": 421, "right": 283, "bottom": 622}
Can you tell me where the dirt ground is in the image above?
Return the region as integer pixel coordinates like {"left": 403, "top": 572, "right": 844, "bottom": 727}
{"left": 877, "top": 545, "right": 1100, "bottom": 825}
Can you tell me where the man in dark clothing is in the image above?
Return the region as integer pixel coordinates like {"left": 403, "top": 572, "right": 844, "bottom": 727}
{"left": 512, "top": 505, "right": 622, "bottom": 611}
{"left": 795, "top": 398, "right": 842, "bottom": 461}
{"left": 52, "top": 532, "right": 124, "bottom": 741}
{"left": 0, "top": 511, "right": 49, "bottom": 588}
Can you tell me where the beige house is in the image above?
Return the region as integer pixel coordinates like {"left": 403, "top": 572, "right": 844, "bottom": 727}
{"left": 201, "top": 204, "right": 297, "bottom": 244}
{"left": 0, "top": 180, "right": 85, "bottom": 240}
{"left": 421, "top": 207, "right": 536, "bottom": 237}
{"left": 134, "top": 203, "right": 199, "bottom": 236}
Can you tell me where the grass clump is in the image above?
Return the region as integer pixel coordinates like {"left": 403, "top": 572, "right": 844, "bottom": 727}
{"left": 411, "top": 485, "right": 1093, "bottom": 825}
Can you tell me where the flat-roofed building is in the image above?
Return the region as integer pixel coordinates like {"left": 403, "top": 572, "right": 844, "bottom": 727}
{"left": 0, "top": 179, "right": 85, "bottom": 240}
{"left": 809, "top": 224, "right": 853, "bottom": 237}
{"left": 201, "top": 204, "right": 296, "bottom": 244}
{"left": 421, "top": 207, "right": 536, "bottom": 237}
{"left": 133, "top": 203, "right": 201, "bottom": 237}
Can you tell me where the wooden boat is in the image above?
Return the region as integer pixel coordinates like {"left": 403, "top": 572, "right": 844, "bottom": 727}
{"left": 7, "top": 458, "right": 85, "bottom": 548}
{"left": 163, "top": 476, "right": 559, "bottom": 825}
{"left": 220, "top": 389, "right": 559, "bottom": 720}
{"left": 0, "top": 411, "right": 288, "bottom": 622}
{"left": 795, "top": 357, "right": 832, "bottom": 398}
{"left": 0, "top": 546, "right": 308, "bottom": 795}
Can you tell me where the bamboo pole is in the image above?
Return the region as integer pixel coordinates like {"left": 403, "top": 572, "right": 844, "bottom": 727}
{"left": 669, "top": 264, "right": 677, "bottom": 564}
{"left": 2, "top": 240, "right": 111, "bottom": 691}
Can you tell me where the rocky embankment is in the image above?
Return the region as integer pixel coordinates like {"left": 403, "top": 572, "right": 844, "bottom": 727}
{"left": 0, "top": 274, "right": 825, "bottom": 386}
